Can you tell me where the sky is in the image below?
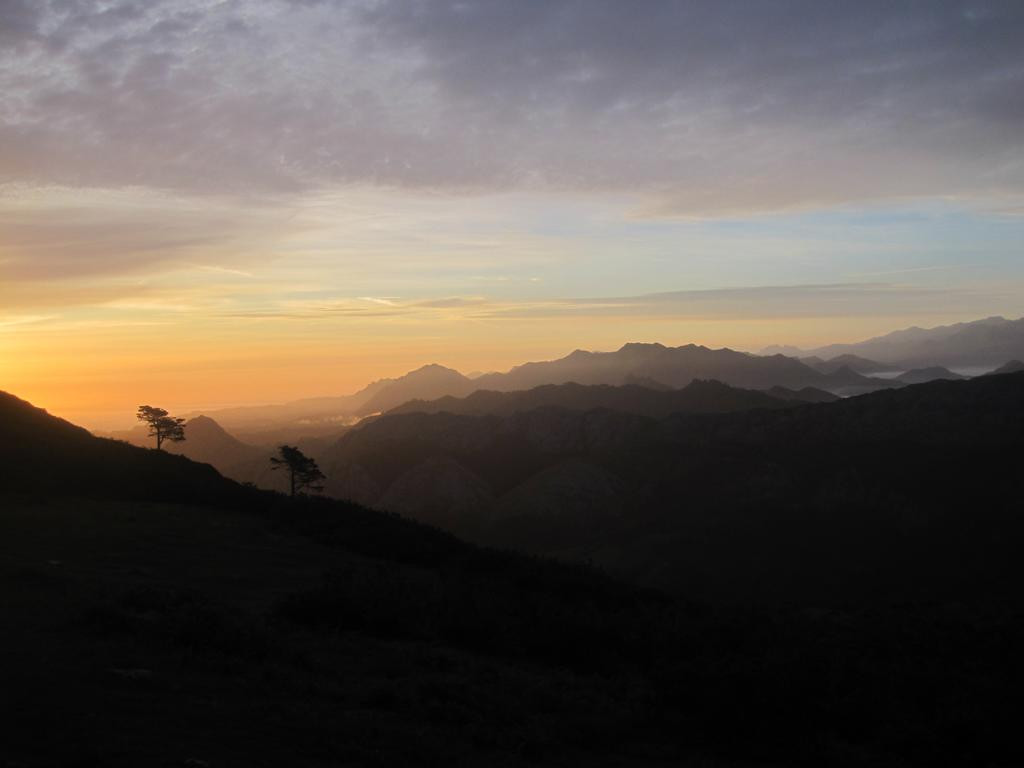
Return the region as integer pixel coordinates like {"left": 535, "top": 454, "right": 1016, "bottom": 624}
{"left": 2, "top": 0, "right": 1023, "bottom": 428}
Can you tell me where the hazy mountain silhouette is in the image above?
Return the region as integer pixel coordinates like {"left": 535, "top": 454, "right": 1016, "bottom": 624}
{"left": 769, "top": 315, "right": 1024, "bottom": 368}
{"left": 472, "top": 342, "right": 834, "bottom": 391}
{"left": 986, "top": 359, "right": 1024, "bottom": 375}
{"left": 184, "top": 364, "right": 474, "bottom": 437}
{"left": 153, "top": 315, "right": 1021, "bottom": 444}
{"left": 814, "top": 364, "right": 901, "bottom": 395}
{"left": 184, "top": 392, "right": 377, "bottom": 436}
{"left": 109, "top": 414, "right": 283, "bottom": 485}
{"left": 172, "top": 415, "right": 265, "bottom": 468}
{"left": 896, "top": 366, "right": 965, "bottom": 384}
{"left": 171, "top": 324, "right": 1009, "bottom": 442}
{"left": 355, "top": 363, "right": 476, "bottom": 415}
{"left": 801, "top": 353, "right": 892, "bottom": 375}
{"left": 117, "top": 415, "right": 259, "bottom": 462}
{"left": 386, "top": 379, "right": 818, "bottom": 419}
{"left": 621, "top": 373, "right": 674, "bottom": 390}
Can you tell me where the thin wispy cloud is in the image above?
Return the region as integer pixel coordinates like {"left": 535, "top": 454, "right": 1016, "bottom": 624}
{"left": 208, "top": 282, "right": 1010, "bottom": 325}
{"left": 358, "top": 297, "right": 401, "bottom": 306}
{"left": 195, "top": 265, "right": 256, "bottom": 278}
{"left": 0, "top": 314, "right": 59, "bottom": 330}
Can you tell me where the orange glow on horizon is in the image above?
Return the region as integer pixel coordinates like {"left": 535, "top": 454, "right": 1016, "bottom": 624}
{"left": 2, "top": 310, "right": 1000, "bottom": 432}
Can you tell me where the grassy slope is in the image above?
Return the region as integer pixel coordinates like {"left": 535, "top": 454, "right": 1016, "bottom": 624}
{"left": 6, "top": 492, "right": 1024, "bottom": 767}
{"left": 0, "top": 497, "right": 661, "bottom": 767}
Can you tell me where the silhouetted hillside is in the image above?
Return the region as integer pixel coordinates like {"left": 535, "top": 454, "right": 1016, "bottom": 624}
{"left": 106, "top": 413, "right": 288, "bottom": 490}
{"left": 4, "top": 383, "right": 1024, "bottom": 765}
{"left": 656, "top": 371, "right": 1024, "bottom": 447}
{"left": 1, "top": 391, "right": 239, "bottom": 505}
{"left": 765, "top": 385, "right": 839, "bottom": 403}
{"left": 986, "top": 359, "right": 1024, "bottom": 375}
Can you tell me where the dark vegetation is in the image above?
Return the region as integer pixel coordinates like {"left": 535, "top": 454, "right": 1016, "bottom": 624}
{"left": 2, "top": 375, "right": 1024, "bottom": 765}
{"left": 136, "top": 404, "right": 187, "bottom": 450}
{"left": 270, "top": 444, "right": 326, "bottom": 497}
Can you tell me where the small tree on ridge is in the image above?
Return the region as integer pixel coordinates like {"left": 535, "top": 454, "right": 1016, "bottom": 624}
{"left": 270, "top": 445, "right": 325, "bottom": 498}
{"left": 136, "top": 405, "right": 187, "bottom": 450}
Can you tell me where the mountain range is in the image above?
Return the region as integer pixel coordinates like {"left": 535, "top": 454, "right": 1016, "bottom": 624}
{"left": 764, "top": 315, "right": 1024, "bottom": 368}
{"left": 177, "top": 315, "right": 1022, "bottom": 441}
{"left": 104, "top": 358, "right": 1015, "bottom": 504}
{"left": 318, "top": 370, "right": 1024, "bottom": 598}
{"left": 183, "top": 343, "right": 883, "bottom": 439}
{"left": 121, "top": 380, "right": 828, "bottom": 492}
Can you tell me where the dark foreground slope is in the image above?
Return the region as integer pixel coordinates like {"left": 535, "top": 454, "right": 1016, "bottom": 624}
{"left": 1, "top": 392, "right": 240, "bottom": 504}
{"left": 3, "top": 388, "right": 1024, "bottom": 766}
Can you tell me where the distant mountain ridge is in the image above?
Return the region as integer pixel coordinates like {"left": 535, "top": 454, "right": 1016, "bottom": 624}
{"left": 472, "top": 342, "right": 830, "bottom": 392}
{"left": 179, "top": 315, "right": 1024, "bottom": 439}
{"left": 187, "top": 364, "right": 475, "bottom": 436}
{"left": 387, "top": 379, "right": 835, "bottom": 419}
{"left": 896, "top": 366, "right": 965, "bottom": 384}
{"left": 181, "top": 342, "right": 884, "bottom": 437}
{"left": 356, "top": 364, "right": 476, "bottom": 415}
{"left": 986, "top": 359, "right": 1024, "bottom": 376}
{"left": 801, "top": 353, "right": 894, "bottom": 375}
{"left": 766, "top": 315, "right": 1024, "bottom": 368}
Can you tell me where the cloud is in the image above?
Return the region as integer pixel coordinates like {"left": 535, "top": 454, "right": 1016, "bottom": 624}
{"left": 1, "top": 1, "right": 1022, "bottom": 213}
{"left": 0, "top": 313, "right": 58, "bottom": 330}
{"left": 194, "top": 265, "right": 255, "bottom": 278}
{"left": 0, "top": 187, "right": 292, "bottom": 282}
{"left": 463, "top": 283, "right": 975, "bottom": 320}
{"left": 210, "top": 281, "right": 1012, "bottom": 325}
{"left": 413, "top": 297, "right": 488, "bottom": 308}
